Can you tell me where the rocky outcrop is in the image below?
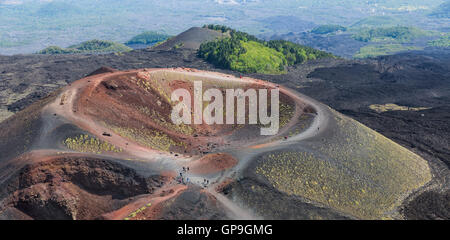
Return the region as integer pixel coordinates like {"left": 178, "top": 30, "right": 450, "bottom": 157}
{"left": 1, "top": 156, "right": 166, "bottom": 220}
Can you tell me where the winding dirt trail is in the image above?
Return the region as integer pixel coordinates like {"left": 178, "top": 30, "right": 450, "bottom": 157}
{"left": 37, "top": 68, "right": 330, "bottom": 220}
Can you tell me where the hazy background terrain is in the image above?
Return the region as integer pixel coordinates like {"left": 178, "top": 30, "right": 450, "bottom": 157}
{"left": 0, "top": 0, "right": 449, "bottom": 55}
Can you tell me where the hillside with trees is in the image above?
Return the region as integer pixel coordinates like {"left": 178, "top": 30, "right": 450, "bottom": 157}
{"left": 352, "top": 26, "right": 430, "bottom": 43}
{"left": 38, "top": 40, "right": 132, "bottom": 54}
{"left": 311, "top": 25, "right": 347, "bottom": 34}
{"left": 198, "top": 25, "right": 334, "bottom": 74}
{"left": 354, "top": 44, "right": 422, "bottom": 58}
{"left": 38, "top": 46, "right": 81, "bottom": 54}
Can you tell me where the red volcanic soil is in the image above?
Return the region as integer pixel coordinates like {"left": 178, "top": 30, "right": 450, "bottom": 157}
{"left": 46, "top": 67, "right": 304, "bottom": 158}
{"left": 0, "top": 67, "right": 313, "bottom": 220}
{"left": 66, "top": 69, "right": 226, "bottom": 156}
{"left": 188, "top": 153, "right": 238, "bottom": 175}
{"left": 1, "top": 151, "right": 168, "bottom": 220}
{"left": 131, "top": 187, "right": 229, "bottom": 220}
{"left": 103, "top": 184, "right": 187, "bottom": 220}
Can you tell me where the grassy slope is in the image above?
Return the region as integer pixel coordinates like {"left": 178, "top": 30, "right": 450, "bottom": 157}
{"left": 349, "top": 24, "right": 440, "bottom": 58}
{"left": 198, "top": 25, "right": 334, "bottom": 74}
{"left": 354, "top": 44, "right": 422, "bottom": 58}
{"left": 230, "top": 41, "right": 286, "bottom": 74}
{"left": 69, "top": 40, "right": 132, "bottom": 53}
{"left": 352, "top": 26, "right": 431, "bottom": 43}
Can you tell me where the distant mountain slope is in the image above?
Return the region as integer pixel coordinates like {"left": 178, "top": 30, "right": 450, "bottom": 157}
{"left": 259, "top": 15, "right": 317, "bottom": 33}
{"left": 35, "top": 1, "right": 82, "bottom": 17}
{"left": 266, "top": 24, "right": 441, "bottom": 59}
{"left": 265, "top": 32, "right": 368, "bottom": 59}
{"left": 351, "top": 16, "right": 402, "bottom": 28}
{"left": 430, "top": 1, "right": 450, "bottom": 18}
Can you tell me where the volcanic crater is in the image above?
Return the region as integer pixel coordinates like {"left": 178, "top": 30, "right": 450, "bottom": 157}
{"left": 0, "top": 67, "right": 432, "bottom": 220}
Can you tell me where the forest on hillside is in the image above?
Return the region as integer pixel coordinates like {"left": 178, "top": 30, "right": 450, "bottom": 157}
{"left": 198, "top": 25, "right": 334, "bottom": 74}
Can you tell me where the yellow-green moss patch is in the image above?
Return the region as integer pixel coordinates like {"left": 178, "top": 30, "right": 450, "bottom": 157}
{"left": 63, "top": 134, "right": 122, "bottom": 154}
{"left": 369, "top": 103, "right": 430, "bottom": 113}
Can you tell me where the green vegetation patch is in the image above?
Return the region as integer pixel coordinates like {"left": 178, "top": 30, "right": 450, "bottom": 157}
{"left": 311, "top": 25, "right": 347, "bottom": 34}
{"left": 38, "top": 46, "right": 81, "bottom": 54}
{"left": 198, "top": 25, "right": 334, "bottom": 74}
{"left": 230, "top": 41, "right": 286, "bottom": 74}
{"left": 126, "top": 31, "right": 171, "bottom": 45}
{"left": 369, "top": 103, "right": 431, "bottom": 113}
{"left": 38, "top": 39, "right": 132, "bottom": 54}
{"left": 69, "top": 39, "right": 132, "bottom": 53}
{"left": 106, "top": 124, "right": 185, "bottom": 152}
{"left": 63, "top": 134, "right": 122, "bottom": 154}
{"left": 266, "top": 40, "right": 334, "bottom": 65}
{"left": 279, "top": 103, "right": 295, "bottom": 129}
{"left": 124, "top": 203, "right": 152, "bottom": 220}
{"left": 354, "top": 44, "right": 422, "bottom": 58}
{"left": 352, "top": 26, "right": 429, "bottom": 43}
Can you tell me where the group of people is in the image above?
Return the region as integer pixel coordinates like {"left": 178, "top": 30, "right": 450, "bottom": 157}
{"left": 178, "top": 166, "right": 190, "bottom": 185}
{"left": 176, "top": 166, "right": 210, "bottom": 188}
{"left": 202, "top": 178, "right": 210, "bottom": 188}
